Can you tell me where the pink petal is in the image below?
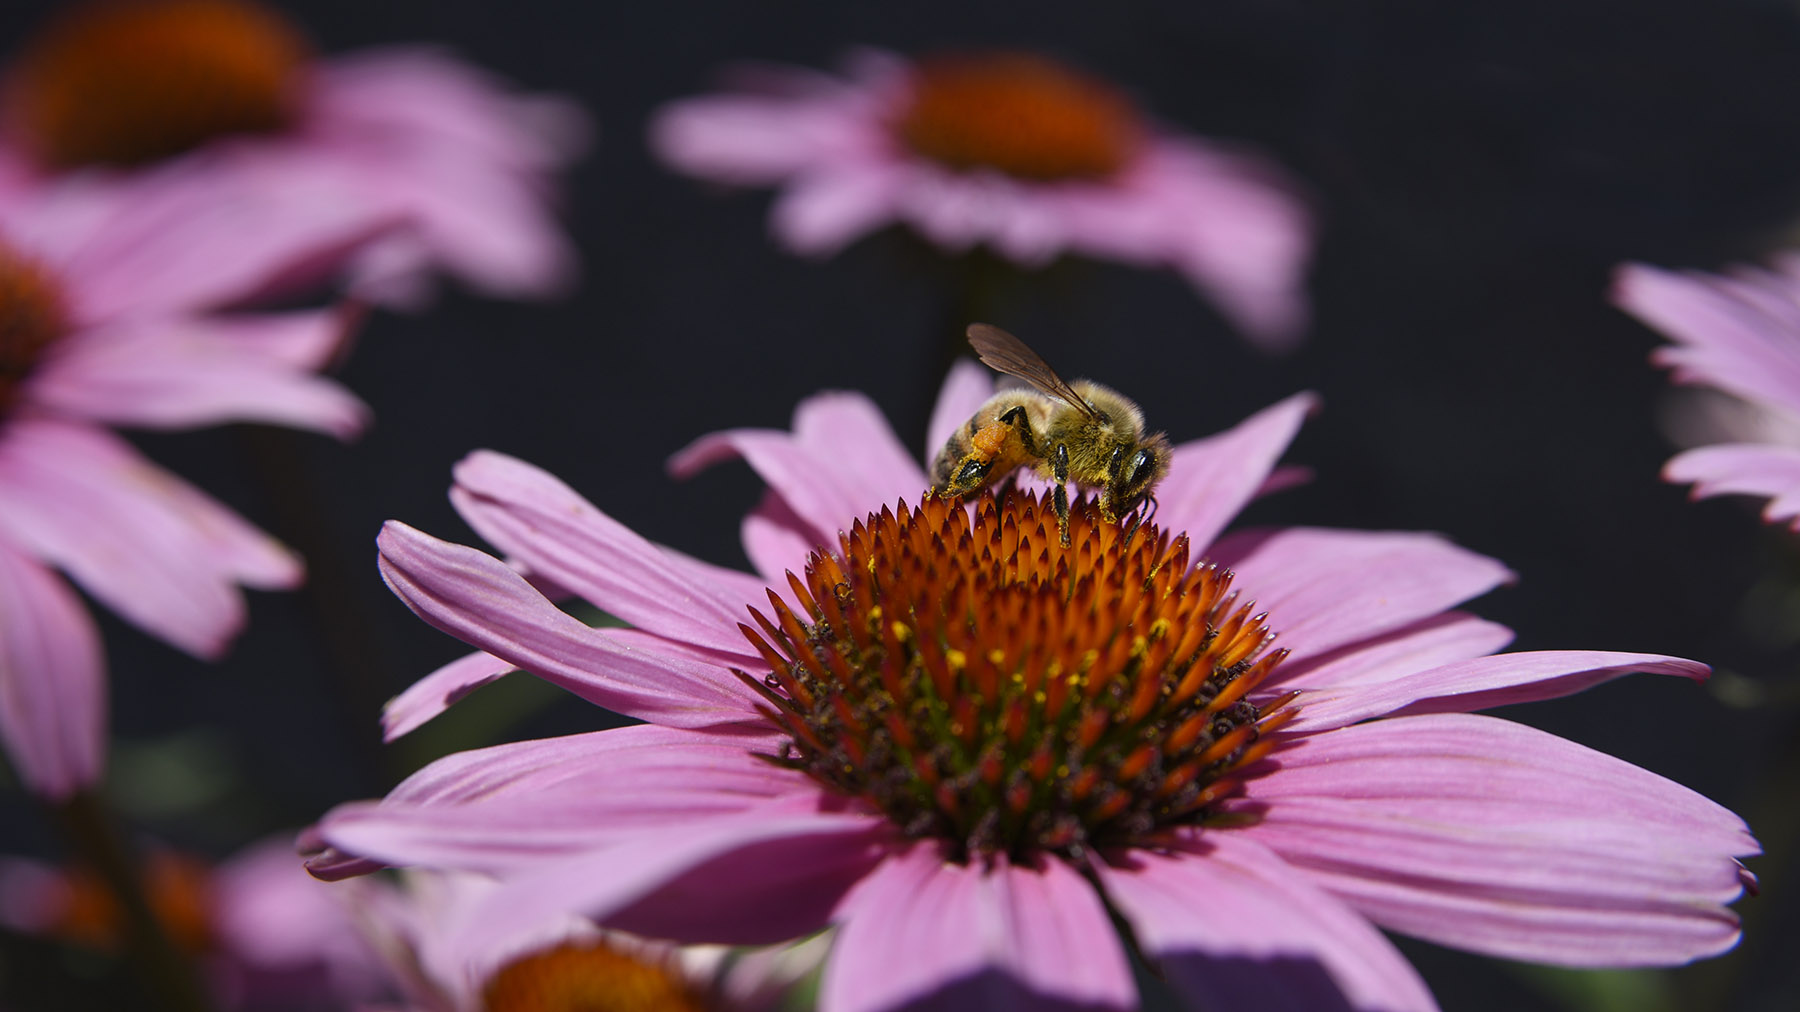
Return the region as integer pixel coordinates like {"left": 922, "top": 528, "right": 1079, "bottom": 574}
{"left": 1664, "top": 443, "right": 1800, "bottom": 527}
{"left": 925, "top": 359, "right": 997, "bottom": 464}
{"left": 1209, "top": 527, "right": 1514, "bottom": 663}
{"left": 1237, "top": 714, "right": 1755, "bottom": 966}
{"left": 29, "top": 310, "right": 368, "bottom": 438}
{"left": 1269, "top": 611, "right": 1514, "bottom": 694}
{"left": 448, "top": 451, "right": 764, "bottom": 657}
{"left": 0, "top": 544, "right": 104, "bottom": 799}
{"left": 741, "top": 490, "right": 823, "bottom": 584}
{"left": 380, "top": 648, "right": 516, "bottom": 742}
{"left": 454, "top": 804, "right": 893, "bottom": 948}
{"left": 1157, "top": 393, "right": 1318, "bottom": 550}
{"left": 670, "top": 391, "right": 928, "bottom": 548}
{"left": 649, "top": 90, "right": 871, "bottom": 185}
{"left": 1286, "top": 650, "right": 1710, "bottom": 732}
{"left": 376, "top": 521, "right": 762, "bottom": 727}
{"left": 42, "top": 158, "right": 398, "bottom": 323}
{"left": 824, "top": 845, "right": 1135, "bottom": 1012}
{"left": 1094, "top": 833, "right": 1437, "bottom": 1012}
{"left": 316, "top": 726, "right": 809, "bottom": 874}
{"left": 770, "top": 163, "right": 906, "bottom": 255}
{"left": 0, "top": 419, "right": 298, "bottom": 658}
{"left": 1615, "top": 262, "right": 1800, "bottom": 420}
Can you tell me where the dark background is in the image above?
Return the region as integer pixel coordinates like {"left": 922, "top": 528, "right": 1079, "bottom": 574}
{"left": 4, "top": 1, "right": 1800, "bottom": 1009}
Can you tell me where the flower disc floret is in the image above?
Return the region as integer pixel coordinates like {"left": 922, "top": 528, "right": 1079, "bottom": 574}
{"left": 482, "top": 940, "right": 709, "bottom": 1012}
{"left": 0, "top": 241, "right": 67, "bottom": 416}
{"left": 895, "top": 52, "right": 1144, "bottom": 181}
{"left": 738, "top": 489, "right": 1296, "bottom": 863}
{"left": 8, "top": 0, "right": 307, "bottom": 169}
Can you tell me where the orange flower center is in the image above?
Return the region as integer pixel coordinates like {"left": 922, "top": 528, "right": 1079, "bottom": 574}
{"left": 739, "top": 490, "right": 1295, "bottom": 863}
{"left": 0, "top": 241, "right": 68, "bottom": 418}
{"left": 51, "top": 853, "right": 216, "bottom": 956}
{"left": 482, "top": 941, "right": 709, "bottom": 1012}
{"left": 8, "top": 0, "right": 309, "bottom": 169}
{"left": 894, "top": 52, "right": 1145, "bottom": 181}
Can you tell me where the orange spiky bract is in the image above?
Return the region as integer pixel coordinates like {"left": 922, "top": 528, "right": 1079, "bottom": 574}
{"left": 737, "top": 489, "right": 1294, "bottom": 863}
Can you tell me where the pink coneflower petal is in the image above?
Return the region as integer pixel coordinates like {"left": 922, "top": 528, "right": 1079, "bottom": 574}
{"left": 319, "top": 729, "right": 811, "bottom": 875}
{"left": 1285, "top": 651, "right": 1711, "bottom": 732}
{"left": 1664, "top": 442, "right": 1800, "bottom": 526}
{"left": 454, "top": 807, "right": 892, "bottom": 949}
{"left": 1096, "top": 833, "right": 1438, "bottom": 1012}
{"left": 449, "top": 451, "right": 766, "bottom": 655}
{"left": 0, "top": 419, "right": 298, "bottom": 657}
{"left": 1269, "top": 612, "right": 1515, "bottom": 694}
{"left": 40, "top": 165, "right": 396, "bottom": 323}
{"left": 741, "top": 489, "right": 823, "bottom": 584}
{"left": 1212, "top": 527, "right": 1515, "bottom": 661}
{"left": 28, "top": 310, "right": 369, "bottom": 438}
{"left": 375, "top": 521, "right": 763, "bottom": 727}
{"left": 380, "top": 648, "right": 515, "bottom": 742}
{"left": 1155, "top": 392, "right": 1319, "bottom": 548}
{"left": 0, "top": 542, "right": 103, "bottom": 799}
{"left": 669, "top": 390, "right": 928, "bottom": 547}
{"left": 771, "top": 161, "right": 912, "bottom": 256}
{"left": 823, "top": 844, "right": 1134, "bottom": 1012}
{"left": 1616, "top": 262, "right": 1800, "bottom": 420}
{"left": 1236, "top": 714, "right": 1753, "bottom": 966}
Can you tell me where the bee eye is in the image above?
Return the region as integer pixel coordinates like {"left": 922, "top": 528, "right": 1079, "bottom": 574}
{"left": 1125, "top": 449, "right": 1157, "bottom": 488}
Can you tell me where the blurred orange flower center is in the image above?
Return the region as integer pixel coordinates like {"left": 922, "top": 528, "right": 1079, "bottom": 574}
{"left": 482, "top": 941, "right": 709, "bottom": 1012}
{"left": 0, "top": 241, "right": 68, "bottom": 418}
{"left": 895, "top": 52, "right": 1145, "bottom": 181}
{"left": 739, "top": 490, "right": 1296, "bottom": 863}
{"left": 51, "top": 853, "right": 216, "bottom": 956}
{"left": 8, "top": 0, "right": 309, "bottom": 169}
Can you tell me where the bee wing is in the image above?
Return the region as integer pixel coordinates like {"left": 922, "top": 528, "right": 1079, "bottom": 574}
{"left": 965, "top": 323, "right": 1102, "bottom": 421}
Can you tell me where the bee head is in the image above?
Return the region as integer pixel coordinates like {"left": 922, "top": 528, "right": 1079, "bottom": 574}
{"left": 1104, "top": 432, "right": 1171, "bottom": 515}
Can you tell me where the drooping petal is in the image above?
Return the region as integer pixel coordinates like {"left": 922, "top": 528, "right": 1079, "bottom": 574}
{"left": 1615, "top": 262, "right": 1800, "bottom": 420}
{"left": 1237, "top": 714, "right": 1755, "bottom": 966}
{"left": 35, "top": 158, "right": 398, "bottom": 323}
{"left": 1094, "top": 833, "right": 1438, "bottom": 1012}
{"left": 451, "top": 804, "right": 893, "bottom": 949}
{"left": 649, "top": 82, "right": 876, "bottom": 185}
{"left": 823, "top": 845, "right": 1135, "bottom": 1012}
{"left": 670, "top": 390, "right": 928, "bottom": 547}
{"left": 315, "top": 726, "right": 809, "bottom": 875}
{"left": 770, "top": 162, "right": 907, "bottom": 255}
{"left": 925, "top": 359, "right": 997, "bottom": 464}
{"left": 0, "top": 543, "right": 104, "bottom": 799}
{"left": 1663, "top": 443, "right": 1800, "bottom": 527}
{"left": 380, "top": 648, "right": 516, "bottom": 742}
{"left": 1268, "top": 611, "right": 1514, "bottom": 694}
{"left": 376, "top": 521, "right": 762, "bottom": 727}
{"left": 29, "top": 310, "right": 368, "bottom": 438}
{"left": 1210, "top": 527, "right": 1513, "bottom": 663}
{"left": 448, "top": 451, "right": 763, "bottom": 657}
{"left": 741, "top": 489, "right": 825, "bottom": 584}
{"left": 1285, "top": 651, "right": 1710, "bottom": 731}
{"left": 0, "top": 419, "right": 298, "bottom": 658}
{"left": 1157, "top": 393, "right": 1318, "bottom": 550}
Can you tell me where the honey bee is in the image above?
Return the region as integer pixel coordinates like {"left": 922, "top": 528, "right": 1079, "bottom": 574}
{"left": 932, "top": 323, "right": 1171, "bottom": 546}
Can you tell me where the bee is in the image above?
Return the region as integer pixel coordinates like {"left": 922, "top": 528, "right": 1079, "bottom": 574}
{"left": 932, "top": 323, "right": 1171, "bottom": 546}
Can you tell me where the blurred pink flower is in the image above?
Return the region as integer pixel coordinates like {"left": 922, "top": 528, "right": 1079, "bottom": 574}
{"left": 0, "top": 0, "right": 586, "bottom": 308}
{"left": 309, "top": 366, "right": 1754, "bottom": 1011}
{"left": 0, "top": 836, "right": 386, "bottom": 1009}
{"left": 1615, "top": 257, "right": 1800, "bottom": 528}
{"left": 341, "top": 868, "right": 820, "bottom": 1012}
{"left": 651, "top": 50, "right": 1313, "bottom": 349}
{"left": 0, "top": 168, "right": 369, "bottom": 798}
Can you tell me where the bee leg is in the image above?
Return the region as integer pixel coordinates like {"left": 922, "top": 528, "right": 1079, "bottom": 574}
{"left": 946, "top": 456, "right": 994, "bottom": 495}
{"left": 1052, "top": 442, "right": 1071, "bottom": 548}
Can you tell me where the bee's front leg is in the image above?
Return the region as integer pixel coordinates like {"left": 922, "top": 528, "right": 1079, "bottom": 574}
{"left": 1052, "top": 442, "right": 1071, "bottom": 548}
